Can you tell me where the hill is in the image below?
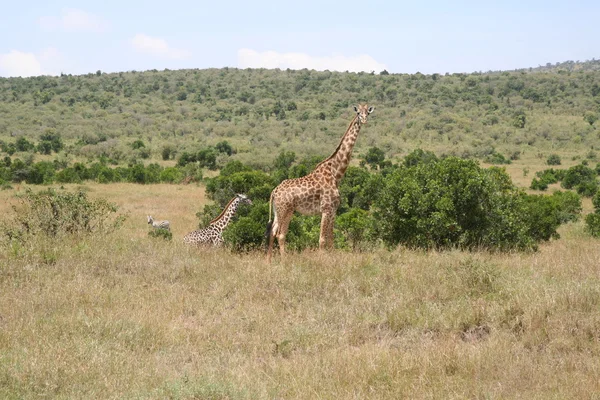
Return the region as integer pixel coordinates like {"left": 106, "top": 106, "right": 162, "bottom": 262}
{"left": 1, "top": 62, "right": 599, "bottom": 169}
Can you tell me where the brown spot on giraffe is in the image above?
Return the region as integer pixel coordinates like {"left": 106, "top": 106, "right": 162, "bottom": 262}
{"left": 266, "top": 104, "right": 374, "bottom": 262}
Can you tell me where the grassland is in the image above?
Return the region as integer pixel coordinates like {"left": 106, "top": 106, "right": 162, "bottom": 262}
{"left": 0, "top": 181, "right": 599, "bottom": 399}
{"left": 1, "top": 62, "right": 600, "bottom": 398}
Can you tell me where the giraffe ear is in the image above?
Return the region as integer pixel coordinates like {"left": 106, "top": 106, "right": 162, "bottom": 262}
{"left": 354, "top": 106, "right": 358, "bottom": 113}
{"left": 368, "top": 106, "right": 374, "bottom": 114}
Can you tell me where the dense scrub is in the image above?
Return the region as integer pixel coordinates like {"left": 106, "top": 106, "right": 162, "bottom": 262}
{"left": 193, "top": 150, "right": 583, "bottom": 253}
{"left": 1, "top": 64, "right": 600, "bottom": 170}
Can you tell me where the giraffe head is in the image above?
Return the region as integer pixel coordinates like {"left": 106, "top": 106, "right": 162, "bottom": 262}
{"left": 147, "top": 215, "right": 153, "bottom": 224}
{"left": 236, "top": 193, "right": 252, "bottom": 205}
{"left": 353, "top": 104, "right": 374, "bottom": 124}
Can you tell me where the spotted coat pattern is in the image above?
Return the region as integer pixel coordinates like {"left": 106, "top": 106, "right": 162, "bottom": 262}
{"left": 184, "top": 194, "right": 252, "bottom": 246}
{"left": 266, "top": 104, "right": 374, "bottom": 262}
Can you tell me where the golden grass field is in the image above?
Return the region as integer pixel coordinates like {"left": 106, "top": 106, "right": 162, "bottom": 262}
{"left": 1, "top": 159, "right": 599, "bottom": 398}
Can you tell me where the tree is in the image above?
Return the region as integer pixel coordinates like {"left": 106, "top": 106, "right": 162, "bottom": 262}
{"left": 363, "top": 147, "right": 386, "bottom": 170}
{"left": 546, "top": 154, "right": 561, "bottom": 165}
{"left": 373, "top": 157, "right": 546, "bottom": 250}
{"left": 584, "top": 111, "right": 598, "bottom": 126}
{"left": 215, "top": 140, "right": 234, "bottom": 156}
{"left": 15, "top": 137, "right": 35, "bottom": 152}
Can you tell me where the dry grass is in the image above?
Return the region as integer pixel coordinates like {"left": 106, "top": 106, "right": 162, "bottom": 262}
{"left": 1, "top": 182, "right": 600, "bottom": 399}
{"left": 0, "top": 183, "right": 207, "bottom": 240}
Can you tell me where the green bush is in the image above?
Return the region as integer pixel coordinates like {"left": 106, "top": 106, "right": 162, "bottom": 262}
{"left": 222, "top": 217, "right": 265, "bottom": 252}
{"left": 335, "top": 208, "right": 375, "bottom": 250}
{"left": 4, "top": 189, "right": 125, "bottom": 241}
{"left": 148, "top": 228, "right": 172, "bottom": 240}
{"left": 530, "top": 178, "right": 548, "bottom": 191}
{"left": 546, "top": 154, "right": 562, "bottom": 165}
{"left": 373, "top": 157, "right": 537, "bottom": 251}
{"left": 585, "top": 213, "right": 600, "bottom": 237}
{"left": 561, "top": 164, "right": 596, "bottom": 189}
{"left": 576, "top": 179, "right": 599, "bottom": 197}
{"left": 522, "top": 192, "right": 581, "bottom": 242}
{"left": 484, "top": 152, "right": 511, "bottom": 165}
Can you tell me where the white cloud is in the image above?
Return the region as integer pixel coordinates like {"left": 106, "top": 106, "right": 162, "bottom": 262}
{"left": 0, "top": 50, "right": 42, "bottom": 77}
{"left": 131, "top": 34, "right": 191, "bottom": 60}
{"left": 0, "top": 48, "right": 64, "bottom": 77}
{"left": 38, "top": 8, "right": 107, "bottom": 33}
{"left": 237, "top": 48, "right": 387, "bottom": 73}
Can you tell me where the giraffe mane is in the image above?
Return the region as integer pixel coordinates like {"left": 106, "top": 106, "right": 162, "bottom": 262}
{"left": 315, "top": 113, "right": 360, "bottom": 169}
{"left": 209, "top": 196, "right": 238, "bottom": 225}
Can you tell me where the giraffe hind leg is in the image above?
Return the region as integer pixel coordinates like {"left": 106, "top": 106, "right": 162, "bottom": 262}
{"left": 266, "top": 216, "right": 279, "bottom": 263}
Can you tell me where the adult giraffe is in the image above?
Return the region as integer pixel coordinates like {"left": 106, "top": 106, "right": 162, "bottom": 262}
{"left": 266, "top": 104, "right": 374, "bottom": 262}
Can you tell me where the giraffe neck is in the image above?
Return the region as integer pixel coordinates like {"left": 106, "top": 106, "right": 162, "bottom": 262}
{"left": 324, "top": 116, "right": 362, "bottom": 184}
{"left": 210, "top": 198, "right": 240, "bottom": 231}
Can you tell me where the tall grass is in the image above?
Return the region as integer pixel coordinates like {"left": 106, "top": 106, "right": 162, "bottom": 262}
{"left": 1, "top": 218, "right": 599, "bottom": 398}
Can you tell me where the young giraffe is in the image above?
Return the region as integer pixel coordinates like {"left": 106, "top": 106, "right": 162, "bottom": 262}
{"left": 266, "top": 104, "right": 374, "bottom": 262}
{"left": 184, "top": 194, "right": 252, "bottom": 246}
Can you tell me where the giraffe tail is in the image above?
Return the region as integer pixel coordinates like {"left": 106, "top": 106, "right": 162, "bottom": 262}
{"left": 265, "top": 191, "right": 275, "bottom": 247}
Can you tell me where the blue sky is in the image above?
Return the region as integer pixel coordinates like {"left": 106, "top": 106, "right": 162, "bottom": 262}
{"left": 0, "top": 0, "right": 598, "bottom": 77}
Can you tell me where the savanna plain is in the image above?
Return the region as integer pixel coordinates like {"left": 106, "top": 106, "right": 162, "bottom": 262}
{"left": 2, "top": 63, "right": 600, "bottom": 399}
{"left": 1, "top": 179, "right": 599, "bottom": 399}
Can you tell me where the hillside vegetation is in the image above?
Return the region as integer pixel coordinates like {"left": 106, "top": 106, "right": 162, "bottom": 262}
{"left": 1, "top": 62, "right": 600, "bottom": 169}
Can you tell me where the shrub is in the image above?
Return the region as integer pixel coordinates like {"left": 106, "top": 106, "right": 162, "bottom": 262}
{"left": 362, "top": 147, "right": 386, "bottom": 170}
{"left": 561, "top": 164, "right": 596, "bottom": 189}
{"left": 546, "top": 154, "right": 562, "bottom": 165}
{"left": 373, "top": 157, "right": 538, "bottom": 251}
{"left": 160, "top": 167, "right": 183, "bottom": 183}
{"left": 535, "top": 168, "right": 565, "bottom": 184}
{"left": 585, "top": 213, "right": 600, "bottom": 237}
{"left": 335, "top": 208, "right": 375, "bottom": 250}
{"left": 222, "top": 217, "right": 265, "bottom": 252}
{"left": 484, "top": 152, "right": 511, "bottom": 165}
{"left": 215, "top": 140, "right": 234, "bottom": 156}
{"left": 576, "top": 180, "right": 599, "bottom": 198}
{"left": 530, "top": 178, "right": 548, "bottom": 191}
{"left": 4, "top": 189, "right": 125, "bottom": 241}
{"left": 148, "top": 228, "right": 172, "bottom": 240}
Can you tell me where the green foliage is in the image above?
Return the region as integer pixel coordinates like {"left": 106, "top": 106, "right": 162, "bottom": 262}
{"left": 161, "top": 145, "right": 176, "bottom": 160}
{"left": 215, "top": 140, "right": 234, "bottom": 156}
{"left": 4, "top": 189, "right": 125, "bottom": 241}
{"left": 546, "top": 154, "right": 562, "bottom": 165}
{"left": 205, "top": 169, "right": 275, "bottom": 205}
{"left": 561, "top": 164, "right": 598, "bottom": 196}
{"left": 373, "top": 157, "right": 539, "bottom": 251}
{"left": 484, "top": 152, "right": 511, "bottom": 165}
{"left": 586, "top": 191, "right": 600, "bottom": 237}
{"left": 362, "top": 147, "right": 386, "bottom": 170}
{"left": 148, "top": 227, "right": 172, "bottom": 240}
{"left": 585, "top": 213, "right": 600, "bottom": 237}
{"left": 583, "top": 111, "right": 598, "bottom": 126}
{"left": 335, "top": 208, "right": 374, "bottom": 250}
{"left": 130, "top": 139, "right": 146, "bottom": 150}
{"left": 15, "top": 137, "right": 35, "bottom": 152}
{"left": 522, "top": 192, "right": 581, "bottom": 242}
{"left": 530, "top": 178, "right": 548, "bottom": 191}
{"left": 530, "top": 168, "right": 566, "bottom": 191}
{"left": 222, "top": 202, "right": 269, "bottom": 252}
{"left": 403, "top": 149, "right": 438, "bottom": 167}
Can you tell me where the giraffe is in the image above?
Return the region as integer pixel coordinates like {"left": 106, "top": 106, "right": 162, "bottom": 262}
{"left": 266, "top": 104, "right": 374, "bottom": 262}
{"left": 184, "top": 193, "right": 252, "bottom": 246}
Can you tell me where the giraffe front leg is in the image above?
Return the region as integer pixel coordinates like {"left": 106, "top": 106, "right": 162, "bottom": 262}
{"left": 319, "top": 211, "right": 335, "bottom": 250}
